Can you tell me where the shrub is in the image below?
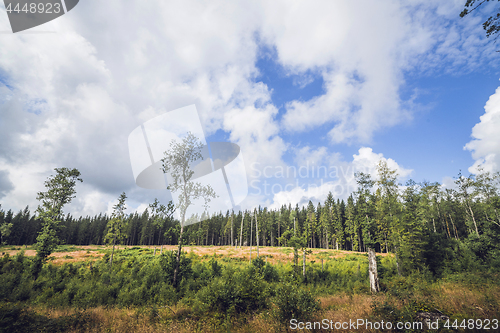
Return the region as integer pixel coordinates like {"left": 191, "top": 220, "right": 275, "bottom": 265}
{"left": 195, "top": 265, "right": 270, "bottom": 316}
{"left": 272, "top": 283, "right": 320, "bottom": 325}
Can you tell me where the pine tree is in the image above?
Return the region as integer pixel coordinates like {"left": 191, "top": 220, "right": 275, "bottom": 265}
{"left": 105, "top": 192, "right": 127, "bottom": 267}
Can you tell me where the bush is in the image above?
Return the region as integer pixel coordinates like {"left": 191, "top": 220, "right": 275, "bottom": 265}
{"left": 251, "top": 257, "right": 279, "bottom": 282}
{"left": 272, "top": 283, "right": 320, "bottom": 325}
{"left": 195, "top": 265, "right": 270, "bottom": 316}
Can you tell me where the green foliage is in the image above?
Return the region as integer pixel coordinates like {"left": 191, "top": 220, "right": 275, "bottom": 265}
{"left": 33, "top": 168, "right": 82, "bottom": 278}
{"left": 0, "top": 221, "right": 12, "bottom": 245}
{"left": 161, "top": 132, "right": 217, "bottom": 224}
{"left": 251, "top": 256, "right": 279, "bottom": 282}
{"left": 271, "top": 283, "right": 320, "bottom": 324}
{"left": 194, "top": 265, "right": 270, "bottom": 317}
{"left": 105, "top": 192, "right": 127, "bottom": 246}
{"left": 461, "top": 0, "right": 500, "bottom": 40}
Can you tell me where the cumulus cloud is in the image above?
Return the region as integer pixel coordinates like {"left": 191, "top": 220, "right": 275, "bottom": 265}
{"left": 0, "top": 0, "right": 494, "bottom": 216}
{"left": 0, "top": 170, "right": 13, "bottom": 200}
{"left": 262, "top": 0, "right": 494, "bottom": 144}
{"left": 0, "top": 1, "right": 270, "bottom": 215}
{"left": 465, "top": 85, "right": 500, "bottom": 173}
{"left": 268, "top": 146, "right": 412, "bottom": 209}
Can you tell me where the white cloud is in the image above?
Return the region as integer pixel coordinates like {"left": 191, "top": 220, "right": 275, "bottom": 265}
{"left": 465, "top": 85, "right": 500, "bottom": 174}
{"left": 264, "top": 0, "right": 495, "bottom": 144}
{"left": 269, "top": 147, "right": 412, "bottom": 209}
{"left": 0, "top": 1, "right": 270, "bottom": 216}
{"left": 293, "top": 146, "right": 329, "bottom": 168}
{"left": 440, "top": 176, "right": 457, "bottom": 191}
{"left": 352, "top": 147, "right": 413, "bottom": 180}
{"left": 223, "top": 104, "right": 287, "bottom": 180}
{"left": 0, "top": 0, "right": 494, "bottom": 217}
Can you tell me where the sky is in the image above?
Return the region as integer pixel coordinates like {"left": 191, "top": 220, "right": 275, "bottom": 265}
{"left": 1, "top": 0, "right": 500, "bottom": 218}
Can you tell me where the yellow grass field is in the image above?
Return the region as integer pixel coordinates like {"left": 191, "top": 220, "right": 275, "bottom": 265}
{"left": 2, "top": 244, "right": 389, "bottom": 266}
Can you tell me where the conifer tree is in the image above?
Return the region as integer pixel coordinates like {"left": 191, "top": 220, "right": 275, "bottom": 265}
{"left": 106, "top": 192, "right": 127, "bottom": 267}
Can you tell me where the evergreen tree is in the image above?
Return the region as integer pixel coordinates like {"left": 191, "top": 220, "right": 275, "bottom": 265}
{"left": 105, "top": 192, "right": 127, "bottom": 267}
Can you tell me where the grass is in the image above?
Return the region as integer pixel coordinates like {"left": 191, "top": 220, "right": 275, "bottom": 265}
{"left": 5, "top": 279, "right": 498, "bottom": 333}
{"left": 2, "top": 245, "right": 500, "bottom": 332}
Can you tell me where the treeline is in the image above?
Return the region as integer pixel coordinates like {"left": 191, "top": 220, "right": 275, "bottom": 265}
{"left": 1, "top": 161, "right": 500, "bottom": 273}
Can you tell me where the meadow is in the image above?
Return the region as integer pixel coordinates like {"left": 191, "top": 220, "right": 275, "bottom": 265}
{"left": 1, "top": 245, "right": 499, "bottom": 332}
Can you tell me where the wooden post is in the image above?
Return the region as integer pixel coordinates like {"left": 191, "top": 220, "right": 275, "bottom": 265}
{"left": 368, "top": 247, "right": 380, "bottom": 293}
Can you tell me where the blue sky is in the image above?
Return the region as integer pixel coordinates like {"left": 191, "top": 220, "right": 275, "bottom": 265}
{"left": 1, "top": 0, "right": 500, "bottom": 216}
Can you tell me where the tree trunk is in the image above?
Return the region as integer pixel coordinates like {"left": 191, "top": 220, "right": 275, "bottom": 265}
{"left": 278, "top": 218, "right": 281, "bottom": 246}
{"left": 110, "top": 233, "right": 117, "bottom": 268}
{"left": 444, "top": 215, "right": 452, "bottom": 239}
{"left": 326, "top": 228, "right": 328, "bottom": 250}
{"left": 255, "top": 210, "right": 259, "bottom": 258}
{"left": 468, "top": 203, "right": 479, "bottom": 237}
{"left": 249, "top": 213, "right": 253, "bottom": 262}
{"left": 173, "top": 224, "right": 184, "bottom": 287}
{"left": 302, "top": 249, "right": 306, "bottom": 277}
{"left": 368, "top": 247, "right": 380, "bottom": 293}
{"left": 449, "top": 214, "right": 459, "bottom": 240}
{"left": 231, "top": 213, "right": 234, "bottom": 247}
{"left": 293, "top": 217, "right": 298, "bottom": 267}
{"left": 395, "top": 246, "right": 401, "bottom": 276}
{"left": 239, "top": 213, "right": 244, "bottom": 249}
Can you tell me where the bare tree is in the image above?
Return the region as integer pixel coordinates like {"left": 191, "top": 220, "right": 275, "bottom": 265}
{"left": 368, "top": 247, "right": 380, "bottom": 293}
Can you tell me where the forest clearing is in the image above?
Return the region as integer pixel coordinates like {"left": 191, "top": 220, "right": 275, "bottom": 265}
{"left": 1, "top": 244, "right": 500, "bottom": 332}
{"left": 1, "top": 245, "right": 390, "bottom": 266}
{"left": 2, "top": 161, "right": 500, "bottom": 332}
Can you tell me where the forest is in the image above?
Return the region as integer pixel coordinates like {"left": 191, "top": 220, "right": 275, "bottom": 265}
{"left": 2, "top": 160, "right": 500, "bottom": 276}
{"left": 1, "top": 161, "right": 500, "bottom": 332}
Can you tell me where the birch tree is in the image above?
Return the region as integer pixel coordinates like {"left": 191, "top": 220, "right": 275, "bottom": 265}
{"left": 161, "top": 132, "right": 217, "bottom": 286}
{"left": 32, "top": 167, "right": 82, "bottom": 278}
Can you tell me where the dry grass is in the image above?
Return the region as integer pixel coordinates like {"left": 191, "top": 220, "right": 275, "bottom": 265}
{"left": 2, "top": 245, "right": 390, "bottom": 266}
{"left": 433, "top": 282, "right": 500, "bottom": 318}
{"left": 16, "top": 279, "right": 500, "bottom": 333}
{"left": 4, "top": 245, "right": 498, "bottom": 332}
